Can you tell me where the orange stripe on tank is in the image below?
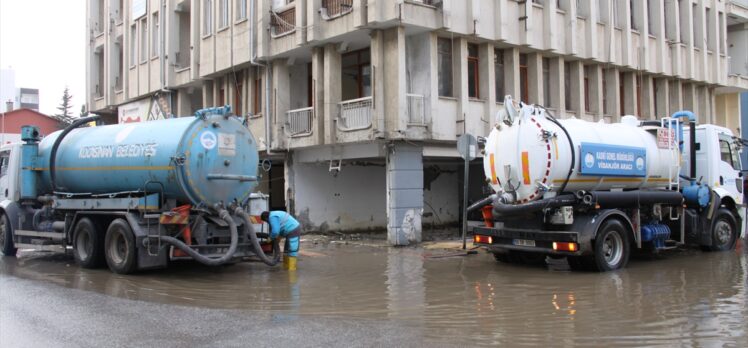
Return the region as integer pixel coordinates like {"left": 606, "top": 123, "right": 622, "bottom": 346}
{"left": 521, "top": 151, "right": 531, "bottom": 185}
{"left": 489, "top": 153, "right": 498, "bottom": 185}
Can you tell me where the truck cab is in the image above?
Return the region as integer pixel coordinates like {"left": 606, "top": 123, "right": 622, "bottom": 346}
{"left": 682, "top": 125, "right": 743, "bottom": 209}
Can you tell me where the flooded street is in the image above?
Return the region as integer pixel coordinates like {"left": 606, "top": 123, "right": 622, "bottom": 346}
{"left": 2, "top": 238, "right": 747, "bottom": 346}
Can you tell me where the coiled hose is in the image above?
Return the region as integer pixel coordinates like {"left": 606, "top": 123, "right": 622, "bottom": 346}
{"left": 159, "top": 209, "right": 238, "bottom": 266}
{"left": 235, "top": 207, "right": 281, "bottom": 266}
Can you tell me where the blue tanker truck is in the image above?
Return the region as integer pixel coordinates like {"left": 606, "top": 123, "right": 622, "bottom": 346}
{"left": 0, "top": 106, "right": 281, "bottom": 274}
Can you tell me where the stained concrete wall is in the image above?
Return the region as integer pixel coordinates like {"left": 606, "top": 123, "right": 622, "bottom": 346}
{"left": 422, "top": 164, "right": 459, "bottom": 226}
{"left": 290, "top": 160, "right": 387, "bottom": 232}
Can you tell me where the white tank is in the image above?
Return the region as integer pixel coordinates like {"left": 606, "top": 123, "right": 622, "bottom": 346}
{"left": 483, "top": 100, "right": 680, "bottom": 203}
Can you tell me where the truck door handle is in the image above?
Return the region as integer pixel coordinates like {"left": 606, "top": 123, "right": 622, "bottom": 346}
{"left": 719, "top": 176, "right": 724, "bottom": 185}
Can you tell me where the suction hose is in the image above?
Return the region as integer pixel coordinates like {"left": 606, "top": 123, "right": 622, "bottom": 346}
{"left": 492, "top": 194, "right": 578, "bottom": 216}
{"left": 159, "top": 209, "right": 238, "bottom": 266}
{"left": 235, "top": 208, "right": 281, "bottom": 266}
{"left": 49, "top": 115, "right": 101, "bottom": 193}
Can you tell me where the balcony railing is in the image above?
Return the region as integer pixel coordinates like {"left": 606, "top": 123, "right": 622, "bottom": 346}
{"left": 285, "top": 106, "right": 314, "bottom": 137}
{"left": 406, "top": 94, "right": 426, "bottom": 125}
{"left": 338, "top": 96, "right": 373, "bottom": 131}
{"left": 270, "top": 8, "right": 295, "bottom": 37}
{"left": 321, "top": 0, "right": 353, "bottom": 19}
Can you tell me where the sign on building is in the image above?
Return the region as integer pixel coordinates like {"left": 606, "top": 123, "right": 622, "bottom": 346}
{"left": 118, "top": 93, "right": 171, "bottom": 123}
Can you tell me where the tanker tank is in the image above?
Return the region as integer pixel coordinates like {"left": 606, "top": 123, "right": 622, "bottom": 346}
{"left": 482, "top": 98, "right": 681, "bottom": 204}
{"left": 34, "top": 112, "right": 259, "bottom": 207}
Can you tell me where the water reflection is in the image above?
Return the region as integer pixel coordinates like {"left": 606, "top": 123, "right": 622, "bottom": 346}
{"left": 1, "top": 243, "right": 746, "bottom": 346}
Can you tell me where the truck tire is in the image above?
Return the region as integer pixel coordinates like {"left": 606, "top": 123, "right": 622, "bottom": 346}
{"left": 73, "top": 218, "right": 104, "bottom": 268}
{"left": 588, "top": 219, "right": 631, "bottom": 272}
{"left": 705, "top": 208, "right": 738, "bottom": 252}
{"left": 105, "top": 219, "right": 137, "bottom": 274}
{"left": 0, "top": 213, "right": 17, "bottom": 257}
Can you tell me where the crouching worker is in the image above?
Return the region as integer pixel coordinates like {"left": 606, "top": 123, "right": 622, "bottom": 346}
{"left": 260, "top": 211, "right": 301, "bottom": 270}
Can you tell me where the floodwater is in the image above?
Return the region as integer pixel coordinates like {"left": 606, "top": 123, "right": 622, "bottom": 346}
{"left": 2, "top": 238, "right": 747, "bottom": 346}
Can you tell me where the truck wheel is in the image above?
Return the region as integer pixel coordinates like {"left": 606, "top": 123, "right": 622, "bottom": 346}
{"left": 589, "top": 219, "right": 631, "bottom": 272}
{"left": 0, "top": 213, "right": 17, "bottom": 257}
{"left": 73, "top": 218, "right": 104, "bottom": 268}
{"left": 104, "top": 219, "right": 137, "bottom": 274}
{"left": 706, "top": 208, "right": 738, "bottom": 252}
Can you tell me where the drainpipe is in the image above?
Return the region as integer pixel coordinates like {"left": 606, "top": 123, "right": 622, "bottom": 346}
{"left": 250, "top": 0, "right": 272, "bottom": 155}
{"left": 160, "top": 0, "right": 172, "bottom": 116}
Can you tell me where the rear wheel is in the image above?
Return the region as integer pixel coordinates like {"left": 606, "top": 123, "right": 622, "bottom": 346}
{"left": 705, "top": 208, "right": 738, "bottom": 252}
{"left": 0, "top": 213, "right": 17, "bottom": 257}
{"left": 105, "top": 219, "right": 137, "bottom": 274}
{"left": 73, "top": 218, "right": 104, "bottom": 268}
{"left": 588, "top": 219, "right": 631, "bottom": 272}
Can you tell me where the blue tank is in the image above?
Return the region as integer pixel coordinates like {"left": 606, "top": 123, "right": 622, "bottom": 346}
{"left": 34, "top": 113, "right": 259, "bottom": 207}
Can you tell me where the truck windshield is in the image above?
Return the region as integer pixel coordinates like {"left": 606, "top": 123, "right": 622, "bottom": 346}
{"left": 0, "top": 152, "right": 9, "bottom": 177}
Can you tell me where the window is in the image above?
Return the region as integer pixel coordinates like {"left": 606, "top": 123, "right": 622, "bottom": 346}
{"left": 542, "top": 58, "right": 550, "bottom": 107}
{"left": 217, "top": 78, "right": 225, "bottom": 105}
{"left": 116, "top": 42, "right": 123, "bottom": 90}
{"left": 706, "top": 7, "right": 714, "bottom": 51}
{"left": 236, "top": 0, "right": 247, "bottom": 21}
{"left": 341, "top": 48, "right": 371, "bottom": 100}
{"left": 564, "top": 62, "right": 571, "bottom": 110}
{"left": 177, "top": 6, "right": 192, "bottom": 68}
{"left": 152, "top": 12, "right": 159, "bottom": 58}
{"left": 577, "top": 0, "right": 588, "bottom": 18}
{"left": 467, "top": 44, "right": 480, "bottom": 99}
{"left": 718, "top": 12, "right": 725, "bottom": 54}
{"left": 584, "top": 66, "right": 591, "bottom": 113}
{"left": 253, "top": 76, "right": 263, "bottom": 114}
{"left": 679, "top": 0, "right": 688, "bottom": 44}
{"left": 219, "top": 0, "right": 229, "bottom": 28}
{"left": 557, "top": 0, "right": 567, "bottom": 12}
{"left": 437, "top": 38, "right": 453, "bottom": 97}
{"left": 0, "top": 152, "right": 9, "bottom": 178}
{"left": 203, "top": 0, "right": 213, "bottom": 36}
{"left": 653, "top": 79, "right": 658, "bottom": 117}
{"left": 647, "top": 0, "right": 655, "bottom": 36}
{"left": 602, "top": 71, "right": 608, "bottom": 114}
{"left": 665, "top": 0, "right": 677, "bottom": 41}
{"left": 614, "top": 0, "right": 622, "bottom": 28}
{"left": 495, "top": 49, "right": 505, "bottom": 101}
{"left": 233, "top": 71, "right": 243, "bottom": 115}
{"left": 636, "top": 75, "right": 642, "bottom": 116}
{"left": 630, "top": 0, "right": 639, "bottom": 31}
{"left": 693, "top": 4, "right": 700, "bottom": 48}
{"left": 140, "top": 18, "right": 148, "bottom": 63}
{"left": 519, "top": 54, "right": 528, "bottom": 104}
{"left": 619, "top": 73, "right": 625, "bottom": 116}
{"left": 719, "top": 138, "right": 740, "bottom": 170}
{"left": 129, "top": 24, "right": 136, "bottom": 67}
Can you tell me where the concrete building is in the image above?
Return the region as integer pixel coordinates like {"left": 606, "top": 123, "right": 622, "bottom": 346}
{"left": 0, "top": 108, "right": 63, "bottom": 144}
{"left": 1, "top": 69, "right": 16, "bottom": 112}
{"left": 16, "top": 88, "right": 40, "bottom": 111}
{"left": 87, "top": 0, "right": 748, "bottom": 244}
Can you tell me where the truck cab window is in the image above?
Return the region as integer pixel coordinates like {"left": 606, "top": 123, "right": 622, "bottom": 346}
{"left": 0, "top": 152, "right": 9, "bottom": 177}
{"left": 719, "top": 139, "right": 739, "bottom": 170}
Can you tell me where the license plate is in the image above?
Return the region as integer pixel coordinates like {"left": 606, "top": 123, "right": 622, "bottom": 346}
{"left": 513, "top": 239, "right": 536, "bottom": 247}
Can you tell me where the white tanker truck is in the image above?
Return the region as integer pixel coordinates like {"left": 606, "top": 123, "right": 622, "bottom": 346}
{"left": 472, "top": 97, "right": 744, "bottom": 271}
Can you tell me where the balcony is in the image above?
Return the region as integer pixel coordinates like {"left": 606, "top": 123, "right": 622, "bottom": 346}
{"left": 321, "top": 0, "right": 353, "bottom": 20}
{"left": 285, "top": 107, "right": 314, "bottom": 137}
{"left": 271, "top": 7, "right": 296, "bottom": 37}
{"left": 338, "top": 97, "right": 372, "bottom": 131}
{"left": 406, "top": 94, "right": 426, "bottom": 125}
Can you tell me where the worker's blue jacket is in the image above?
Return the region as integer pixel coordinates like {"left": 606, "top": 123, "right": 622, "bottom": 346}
{"left": 267, "top": 211, "right": 301, "bottom": 239}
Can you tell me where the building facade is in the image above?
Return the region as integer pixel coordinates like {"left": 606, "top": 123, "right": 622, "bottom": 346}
{"left": 87, "top": 0, "right": 748, "bottom": 244}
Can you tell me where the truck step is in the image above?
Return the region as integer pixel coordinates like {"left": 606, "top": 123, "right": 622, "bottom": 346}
{"left": 14, "top": 230, "right": 65, "bottom": 241}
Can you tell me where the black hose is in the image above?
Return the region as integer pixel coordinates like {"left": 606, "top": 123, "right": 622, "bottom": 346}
{"left": 467, "top": 195, "right": 496, "bottom": 212}
{"left": 235, "top": 208, "right": 280, "bottom": 266}
{"left": 49, "top": 115, "right": 100, "bottom": 192}
{"left": 544, "top": 110, "right": 575, "bottom": 195}
{"left": 159, "top": 209, "right": 238, "bottom": 266}
{"left": 492, "top": 194, "right": 577, "bottom": 216}
{"left": 584, "top": 191, "right": 683, "bottom": 208}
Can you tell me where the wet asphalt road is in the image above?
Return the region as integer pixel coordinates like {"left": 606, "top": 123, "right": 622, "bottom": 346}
{"left": 1, "top": 237, "right": 747, "bottom": 347}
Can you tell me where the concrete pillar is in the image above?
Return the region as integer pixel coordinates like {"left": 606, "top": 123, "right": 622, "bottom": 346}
{"left": 383, "top": 27, "right": 407, "bottom": 134}
{"left": 481, "top": 43, "right": 495, "bottom": 134}
{"left": 311, "top": 47, "right": 326, "bottom": 144}
{"left": 683, "top": 83, "right": 697, "bottom": 117}
{"left": 323, "top": 43, "right": 341, "bottom": 144}
{"left": 550, "top": 57, "right": 564, "bottom": 113}
{"left": 569, "top": 61, "right": 585, "bottom": 117}
{"left": 669, "top": 80, "right": 683, "bottom": 113}
{"left": 371, "top": 30, "right": 386, "bottom": 136}
{"left": 202, "top": 80, "right": 214, "bottom": 107}
{"left": 604, "top": 68, "right": 621, "bottom": 121}
{"left": 589, "top": 65, "right": 604, "bottom": 119}
{"left": 273, "top": 62, "right": 290, "bottom": 147}
{"left": 641, "top": 75, "right": 656, "bottom": 120}
{"left": 504, "top": 48, "right": 520, "bottom": 102}
{"left": 528, "top": 53, "right": 543, "bottom": 105}
{"left": 621, "top": 72, "right": 637, "bottom": 116}
{"left": 176, "top": 88, "right": 192, "bottom": 116}
{"left": 386, "top": 143, "right": 423, "bottom": 246}
{"left": 654, "top": 78, "right": 670, "bottom": 119}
